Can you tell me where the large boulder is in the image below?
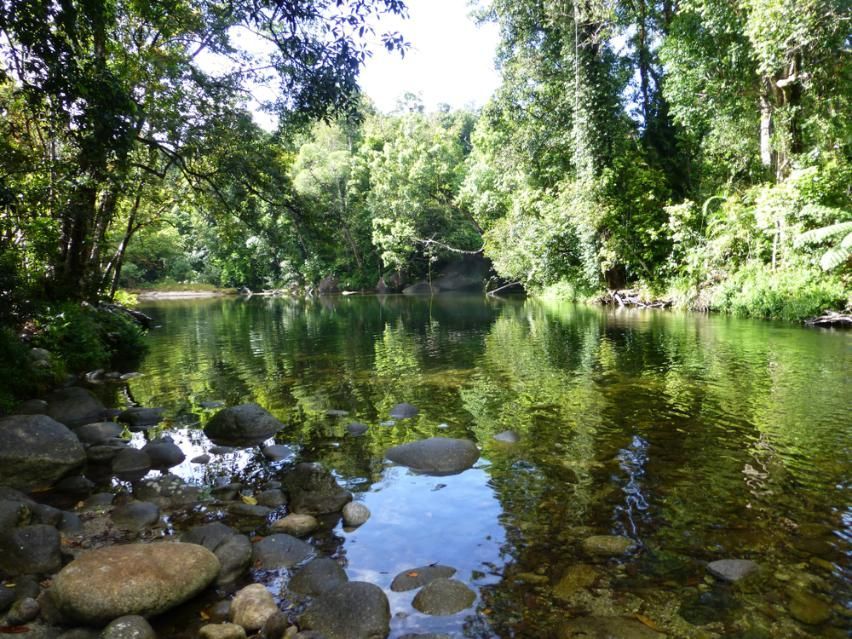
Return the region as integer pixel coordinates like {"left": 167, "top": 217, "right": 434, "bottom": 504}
{"left": 385, "top": 438, "right": 479, "bottom": 476}
{"left": 44, "top": 387, "right": 105, "bottom": 427}
{"left": 299, "top": 582, "right": 390, "bottom": 639}
{"left": 282, "top": 463, "right": 352, "bottom": 515}
{"left": 205, "top": 404, "right": 284, "bottom": 446}
{"left": 0, "top": 414, "right": 86, "bottom": 490}
{"left": 50, "top": 542, "right": 220, "bottom": 624}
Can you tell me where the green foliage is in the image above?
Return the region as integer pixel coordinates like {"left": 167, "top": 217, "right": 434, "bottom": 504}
{"left": 32, "top": 304, "right": 147, "bottom": 373}
{"left": 0, "top": 329, "right": 58, "bottom": 413}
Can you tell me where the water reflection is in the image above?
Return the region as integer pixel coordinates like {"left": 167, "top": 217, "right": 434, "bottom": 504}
{"left": 119, "top": 295, "right": 851, "bottom": 637}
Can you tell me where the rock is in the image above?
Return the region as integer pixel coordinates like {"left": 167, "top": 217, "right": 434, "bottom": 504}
{"left": 282, "top": 463, "right": 352, "bottom": 515}
{"left": 411, "top": 578, "right": 475, "bottom": 616}
{"left": 262, "top": 445, "right": 295, "bottom": 461}
{"left": 59, "top": 511, "right": 82, "bottom": 533}
{"left": 0, "top": 498, "right": 30, "bottom": 531}
{"left": 45, "top": 387, "right": 105, "bottom": 427}
{"left": 390, "top": 565, "right": 457, "bottom": 592}
{"left": 191, "top": 454, "right": 211, "bottom": 464}
{"left": 252, "top": 534, "right": 313, "bottom": 569}
{"left": 205, "top": 404, "right": 284, "bottom": 446}
{"left": 14, "top": 574, "right": 41, "bottom": 599}
{"left": 17, "top": 399, "right": 49, "bottom": 415}
{"left": 493, "top": 430, "right": 520, "bottom": 444}
{"left": 553, "top": 564, "right": 598, "bottom": 600}
{"left": 0, "top": 585, "right": 15, "bottom": 612}
{"left": 207, "top": 600, "right": 232, "bottom": 623}
{"left": 342, "top": 502, "right": 370, "bottom": 528}
{"left": 270, "top": 514, "right": 319, "bottom": 538}
{"left": 87, "top": 443, "right": 127, "bottom": 463}
{"left": 80, "top": 492, "right": 115, "bottom": 511}
{"left": 210, "top": 446, "right": 236, "bottom": 455}
{"left": 389, "top": 403, "right": 418, "bottom": 419}
{"left": 101, "top": 615, "right": 157, "bottom": 639}
{"left": 402, "top": 281, "right": 437, "bottom": 296}
{"left": 230, "top": 584, "right": 278, "bottom": 632}
{"left": 214, "top": 535, "right": 252, "bottom": 585}
{"left": 54, "top": 475, "right": 95, "bottom": 495}
{"left": 385, "top": 438, "right": 479, "bottom": 476}
{"left": 558, "top": 616, "right": 665, "bottom": 639}
{"left": 111, "top": 501, "right": 160, "bottom": 531}
{"left": 706, "top": 559, "right": 758, "bottom": 582}
{"left": 787, "top": 590, "right": 832, "bottom": 625}
{"left": 111, "top": 448, "right": 152, "bottom": 481}
{"left": 117, "top": 408, "right": 164, "bottom": 431}
{"left": 133, "top": 475, "right": 203, "bottom": 508}
{"left": 288, "top": 558, "right": 348, "bottom": 596}
{"left": 581, "top": 535, "right": 636, "bottom": 557}
{"left": 6, "top": 596, "right": 39, "bottom": 625}
{"left": 0, "top": 524, "right": 62, "bottom": 575}
{"left": 73, "top": 421, "right": 124, "bottom": 444}
{"left": 345, "top": 423, "right": 368, "bottom": 436}
{"left": 0, "top": 414, "right": 87, "bottom": 490}
{"left": 141, "top": 440, "right": 185, "bottom": 469}
{"left": 256, "top": 489, "right": 286, "bottom": 508}
{"left": 29, "top": 502, "right": 63, "bottom": 526}
{"left": 228, "top": 502, "right": 272, "bottom": 520}
{"left": 259, "top": 612, "right": 290, "bottom": 639}
{"left": 199, "top": 623, "right": 247, "bottom": 639}
{"left": 299, "top": 582, "right": 390, "bottom": 639}
{"left": 50, "top": 542, "right": 220, "bottom": 624}
{"left": 183, "top": 522, "right": 237, "bottom": 550}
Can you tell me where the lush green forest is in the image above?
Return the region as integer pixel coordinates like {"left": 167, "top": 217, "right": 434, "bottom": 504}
{"left": 0, "top": 0, "right": 850, "bottom": 392}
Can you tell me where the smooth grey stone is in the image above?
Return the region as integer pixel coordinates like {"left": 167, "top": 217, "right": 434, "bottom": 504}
{"left": 0, "top": 584, "right": 15, "bottom": 612}
{"left": 73, "top": 421, "right": 123, "bottom": 444}
{"left": 141, "top": 440, "right": 185, "bottom": 469}
{"left": 183, "top": 523, "right": 238, "bottom": 550}
{"left": 252, "top": 534, "right": 313, "bottom": 569}
{"left": 299, "top": 582, "right": 389, "bottom": 639}
{"left": 707, "top": 559, "right": 759, "bottom": 582}
{"left": 228, "top": 503, "right": 272, "bottom": 519}
{"left": 282, "top": 463, "right": 352, "bottom": 515}
{"left": 385, "top": 438, "right": 479, "bottom": 475}
{"left": 111, "top": 501, "right": 160, "bottom": 531}
{"left": 80, "top": 492, "right": 115, "bottom": 511}
{"left": 0, "top": 414, "right": 87, "bottom": 490}
{"left": 86, "top": 443, "right": 127, "bottom": 463}
{"left": 111, "top": 448, "right": 151, "bottom": 480}
{"left": 101, "top": 615, "right": 156, "bottom": 639}
{"left": 389, "top": 403, "right": 418, "bottom": 419}
{"left": 0, "top": 499, "right": 30, "bottom": 531}
{"left": 191, "top": 454, "right": 211, "bottom": 464}
{"left": 133, "top": 475, "right": 202, "bottom": 508}
{"left": 209, "top": 446, "right": 236, "bottom": 455}
{"left": 256, "top": 489, "right": 286, "bottom": 508}
{"left": 261, "top": 445, "right": 295, "bottom": 461}
{"left": 345, "top": 423, "right": 368, "bottom": 436}
{"left": 288, "top": 557, "right": 348, "bottom": 596}
{"left": 390, "top": 565, "right": 457, "bottom": 592}
{"left": 117, "top": 407, "right": 164, "bottom": 431}
{"left": 6, "top": 596, "right": 40, "bottom": 624}
{"left": 0, "top": 524, "right": 62, "bottom": 575}
{"left": 412, "top": 578, "right": 475, "bottom": 615}
{"left": 205, "top": 404, "right": 283, "bottom": 446}
{"left": 29, "top": 502, "right": 63, "bottom": 526}
{"left": 58, "top": 511, "right": 83, "bottom": 533}
{"left": 260, "top": 611, "right": 290, "bottom": 639}
{"left": 214, "top": 534, "right": 252, "bottom": 585}
{"left": 44, "top": 387, "right": 105, "bottom": 427}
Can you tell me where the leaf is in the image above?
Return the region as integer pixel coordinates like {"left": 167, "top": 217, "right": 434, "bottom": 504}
{"left": 635, "top": 614, "right": 662, "bottom": 631}
{"left": 241, "top": 495, "right": 257, "bottom": 505}
{"left": 0, "top": 627, "right": 30, "bottom": 634}
{"left": 406, "top": 571, "right": 419, "bottom": 577}
{"left": 819, "top": 246, "right": 851, "bottom": 271}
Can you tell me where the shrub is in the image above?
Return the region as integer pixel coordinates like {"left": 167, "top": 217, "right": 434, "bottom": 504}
{"left": 0, "top": 329, "right": 57, "bottom": 413}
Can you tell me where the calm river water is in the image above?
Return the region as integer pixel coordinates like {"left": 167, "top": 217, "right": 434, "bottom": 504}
{"left": 127, "top": 295, "right": 850, "bottom": 638}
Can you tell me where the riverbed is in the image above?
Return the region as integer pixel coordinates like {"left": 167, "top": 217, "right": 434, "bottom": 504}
{"left": 116, "top": 295, "right": 851, "bottom": 637}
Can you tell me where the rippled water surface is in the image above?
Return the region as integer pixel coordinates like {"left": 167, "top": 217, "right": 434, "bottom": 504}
{"left": 122, "top": 295, "right": 850, "bottom": 638}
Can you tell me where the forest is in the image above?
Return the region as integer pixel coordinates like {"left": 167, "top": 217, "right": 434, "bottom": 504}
{"left": 0, "top": 0, "right": 850, "bottom": 397}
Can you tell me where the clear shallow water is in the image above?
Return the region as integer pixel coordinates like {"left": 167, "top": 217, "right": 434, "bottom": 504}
{"left": 120, "top": 295, "right": 850, "bottom": 637}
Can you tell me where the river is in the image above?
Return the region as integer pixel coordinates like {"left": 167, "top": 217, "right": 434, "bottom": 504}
{"left": 124, "top": 295, "right": 850, "bottom": 637}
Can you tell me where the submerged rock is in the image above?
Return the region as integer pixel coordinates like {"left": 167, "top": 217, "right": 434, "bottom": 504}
{"left": 390, "top": 565, "right": 457, "bottom": 592}
{"left": 706, "top": 559, "right": 758, "bottom": 582}
{"left": 581, "top": 535, "right": 636, "bottom": 557}
{"left": 558, "top": 616, "right": 665, "bottom": 639}
{"left": 252, "top": 534, "right": 313, "bottom": 569}
{"left": 553, "top": 564, "right": 599, "bottom": 600}
{"left": 205, "top": 403, "right": 284, "bottom": 446}
{"left": 389, "top": 403, "right": 419, "bottom": 419}
{"left": 787, "top": 589, "right": 832, "bottom": 625}
{"left": 0, "top": 414, "right": 86, "bottom": 490}
{"left": 411, "top": 578, "right": 476, "bottom": 616}
{"left": 288, "top": 557, "right": 348, "bottom": 596}
{"left": 299, "top": 582, "right": 390, "bottom": 639}
{"left": 283, "top": 463, "right": 352, "bottom": 515}
{"left": 50, "top": 542, "right": 220, "bottom": 623}
{"left": 385, "top": 438, "right": 479, "bottom": 475}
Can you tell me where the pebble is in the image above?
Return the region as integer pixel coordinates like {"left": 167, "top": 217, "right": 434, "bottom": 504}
{"left": 231, "top": 584, "right": 278, "bottom": 632}
{"left": 199, "top": 623, "right": 247, "bottom": 639}
{"left": 342, "top": 502, "right": 371, "bottom": 528}
{"left": 581, "top": 535, "right": 636, "bottom": 556}
{"left": 706, "top": 559, "right": 759, "bottom": 582}
{"left": 6, "top": 596, "right": 39, "bottom": 625}
{"left": 101, "top": 615, "right": 157, "bottom": 639}
{"left": 271, "top": 514, "right": 319, "bottom": 537}
{"left": 411, "top": 578, "right": 476, "bottom": 615}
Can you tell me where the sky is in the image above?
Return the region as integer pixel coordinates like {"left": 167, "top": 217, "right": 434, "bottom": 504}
{"left": 359, "top": 0, "right": 501, "bottom": 113}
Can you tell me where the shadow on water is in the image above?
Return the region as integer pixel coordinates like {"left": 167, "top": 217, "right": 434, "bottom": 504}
{"left": 118, "top": 295, "right": 850, "bottom": 638}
